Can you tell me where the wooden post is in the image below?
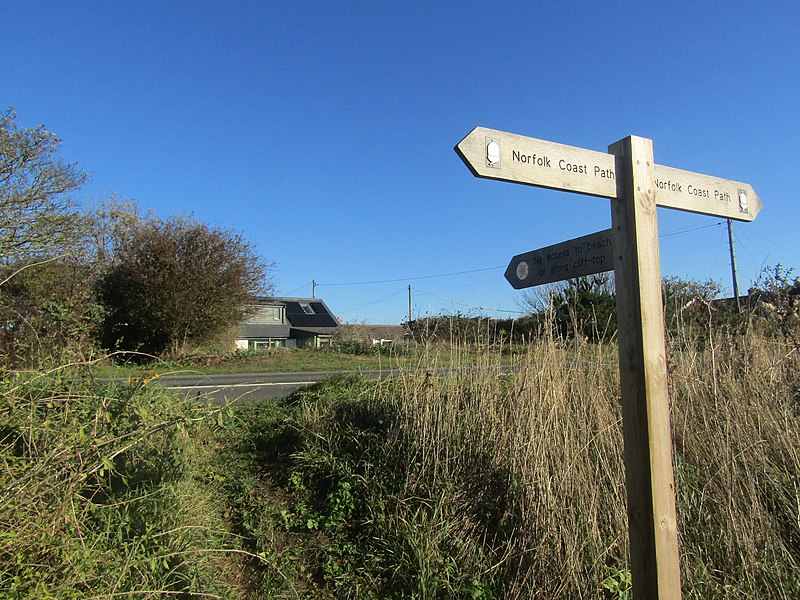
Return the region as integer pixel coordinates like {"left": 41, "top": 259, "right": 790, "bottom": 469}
{"left": 608, "top": 136, "right": 682, "bottom": 599}
{"left": 727, "top": 219, "right": 741, "bottom": 311}
{"left": 408, "top": 284, "right": 413, "bottom": 324}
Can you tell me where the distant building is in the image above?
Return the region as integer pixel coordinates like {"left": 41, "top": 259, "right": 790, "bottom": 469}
{"left": 236, "top": 297, "right": 339, "bottom": 350}
{"left": 336, "top": 323, "right": 408, "bottom": 346}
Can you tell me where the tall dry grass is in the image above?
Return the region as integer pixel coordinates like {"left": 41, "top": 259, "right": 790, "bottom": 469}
{"left": 384, "top": 321, "right": 799, "bottom": 597}
{"left": 669, "top": 329, "right": 800, "bottom": 596}
{"left": 0, "top": 363, "right": 247, "bottom": 597}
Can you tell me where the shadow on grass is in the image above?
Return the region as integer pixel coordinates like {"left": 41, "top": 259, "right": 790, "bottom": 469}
{"left": 214, "top": 375, "right": 525, "bottom": 598}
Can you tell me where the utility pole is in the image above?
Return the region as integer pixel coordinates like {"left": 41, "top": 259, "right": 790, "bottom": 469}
{"left": 727, "top": 219, "right": 741, "bottom": 310}
{"left": 408, "top": 284, "right": 413, "bottom": 324}
{"left": 312, "top": 279, "right": 316, "bottom": 299}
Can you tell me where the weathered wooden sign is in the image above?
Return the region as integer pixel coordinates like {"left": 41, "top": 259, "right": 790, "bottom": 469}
{"left": 504, "top": 229, "right": 613, "bottom": 289}
{"left": 455, "top": 126, "right": 617, "bottom": 198}
{"left": 456, "top": 125, "right": 763, "bottom": 600}
{"left": 653, "top": 164, "right": 762, "bottom": 221}
{"left": 456, "top": 126, "right": 762, "bottom": 221}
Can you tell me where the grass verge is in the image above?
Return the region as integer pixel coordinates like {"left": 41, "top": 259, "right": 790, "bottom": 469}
{"left": 214, "top": 330, "right": 799, "bottom": 598}
{"left": 0, "top": 364, "right": 252, "bottom": 598}
{"left": 88, "top": 343, "right": 524, "bottom": 379}
{"left": 3, "top": 325, "right": 798, "bottom": 597}
{"left": 213, "top": 375, "right": 517, "bottom": 598}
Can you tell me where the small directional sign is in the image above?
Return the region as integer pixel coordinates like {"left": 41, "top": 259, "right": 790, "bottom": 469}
{"left": 654, "top": 164, "right": 762, "bottom": 222}
{"left": 456, "top": 126, "right": 762, "bottom": 221}
{"left": 504, "top": 229, "right": 614, "bottom": 289}
{"left": 455, "top": 126, "right": 618, "bottom": 198}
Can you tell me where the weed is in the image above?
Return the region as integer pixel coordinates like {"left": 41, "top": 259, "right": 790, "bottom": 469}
{"left": 5, "top": 305, "right": 798, "bottom": 598}
{"left": 601, "top": 564, "right": 632, "bottom": 599}
{"left": 0, "top": 363, "right": 246, "bottom": 597}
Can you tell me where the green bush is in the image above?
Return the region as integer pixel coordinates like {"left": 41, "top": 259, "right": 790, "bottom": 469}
{"left": 215, "top": 376, "right": 514, "bottom": 597}
{"left": 0, "top": 364, "right": 241, "bottom": 597}
{"left": 333, "top": 338, "right": 374, "bottom": 355}
{"left": 552, "top": 274, "right": 617, "bottom": 341}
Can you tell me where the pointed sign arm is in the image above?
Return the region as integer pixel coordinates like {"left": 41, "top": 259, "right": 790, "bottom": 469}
{"left": 652, "top": 164, "right": 762, "bottom": 222}
{"left": 455, "top": 126, "right": 618, "bottom": 198}
{"left": 456, "top": 126, "right": 763, "bottom": 222}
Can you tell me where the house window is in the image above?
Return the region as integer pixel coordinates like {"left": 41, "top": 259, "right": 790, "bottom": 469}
{"left": 271, "top": 307, "right": 282, "bottom": 321}
{"left": 300, "top": 303, "right": 315, "bottom": 315}
{"left": 252, "top": 339, "right": 286, "bottom": 350}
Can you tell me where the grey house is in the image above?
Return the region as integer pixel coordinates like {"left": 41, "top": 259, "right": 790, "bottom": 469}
{"left": 235, "top": 297, "right": 339, "bottom": 350}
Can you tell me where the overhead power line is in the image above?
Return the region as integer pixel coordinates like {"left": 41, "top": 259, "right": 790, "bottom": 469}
{"left": 318, "top": 225, "right": 721, "bottom": 289}
{"left": 338, "top": 287, "right": 409, "bottom": 314}
{"left": 279, "top": 281, "right": 313, "bottom": 296}
{"left": 417, "top": 289, "right": 526, "bottom": 315}
{"left": 742, "top": 227, "right": 800, "bottom": 262}
{"left": 317, "top": 265, "right": 504, "bottom": 287}
{"left": 660, "top": 221, "right": 723, "bottom": 238}
{"left": 428, "top": 275, "right": 506, "bottom": 295}
{"left": 295, "top": 222, "right": 732, "bottom": 303}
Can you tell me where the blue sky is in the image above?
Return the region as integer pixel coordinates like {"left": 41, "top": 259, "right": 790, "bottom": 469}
{"left": 3, "top": 1, "right": 799, "bottom": 323}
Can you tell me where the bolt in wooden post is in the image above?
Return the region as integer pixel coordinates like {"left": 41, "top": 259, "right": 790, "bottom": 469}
{"left": 609, "top": 135, "right": 681, "bottom": 599}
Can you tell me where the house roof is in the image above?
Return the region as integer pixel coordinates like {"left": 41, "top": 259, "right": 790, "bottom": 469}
{"left": 280, "top": 299, "right": 339, "bottom": 329}
{"left": 246, "top": 296, "right": 339, "bottom": 332}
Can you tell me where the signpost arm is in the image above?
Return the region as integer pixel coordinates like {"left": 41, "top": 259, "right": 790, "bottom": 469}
{"left": 608, "top": 136, "right": 682, "bottom": 599}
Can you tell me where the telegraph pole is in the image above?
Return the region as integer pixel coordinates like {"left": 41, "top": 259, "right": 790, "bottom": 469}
{"left": 408, "top": 284, "right": 413, "bottom": 324}
{"left": 727, "top": 219, "right": 741, "bottom": 310}
{"left": 312, "top": 279, "right": 317, "bottom": 299}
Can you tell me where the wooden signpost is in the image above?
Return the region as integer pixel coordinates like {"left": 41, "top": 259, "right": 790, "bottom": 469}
{"left": 456, "top": 126, "right": 762, "bottom": 221}
{"left": 456, "top": 126, "right": 763, "bottom": 599}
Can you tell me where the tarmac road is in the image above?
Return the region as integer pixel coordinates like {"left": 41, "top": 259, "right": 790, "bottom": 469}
{"left": 151, "top": 364, "right": 515, "bottom": 404}
{"left": 153, "top": 369, "right": 403, "bottom": 403}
